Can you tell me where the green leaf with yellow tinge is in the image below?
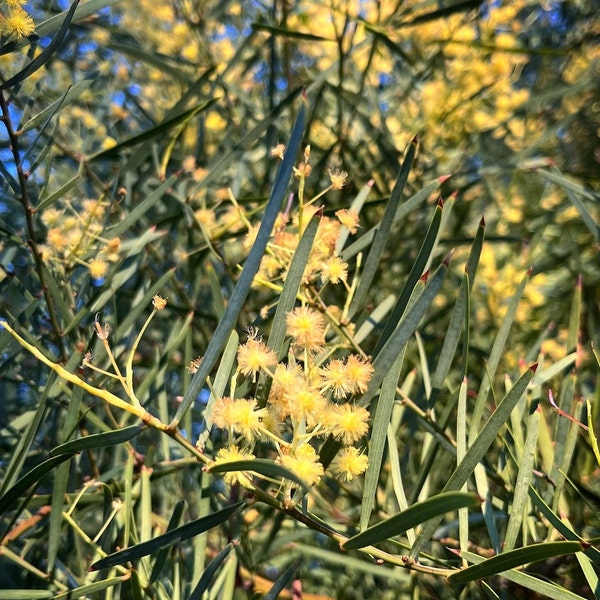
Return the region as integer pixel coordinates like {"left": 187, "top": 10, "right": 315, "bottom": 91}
{"left": 342, "top": 492, "right": 480, "bottom": 550}
{"left": 449, "top": 541, "right": 586, "bottom": 584}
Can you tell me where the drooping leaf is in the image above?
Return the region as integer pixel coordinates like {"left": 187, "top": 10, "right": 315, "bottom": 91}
{"left": 89, "top": 502, "right": 245, "bottom": 571}
{"left": 449, "top": 541, "right": 586, "bottom": 584}
{"left": 343, "top": 492, "right": 480, "bottom": 550}
{"left": 207, "top": 459, "right": 308, "bottom": 491}
{"left": 0, "top": 453, "right": 75, "bottom": 516}
{"left": 50, "top": 424, "right": 145, "bottom": 456}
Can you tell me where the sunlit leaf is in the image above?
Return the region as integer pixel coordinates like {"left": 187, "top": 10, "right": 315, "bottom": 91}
{"left": 449, "top": 541, "right": 585, "bottom": 584}
{"left": 343, "top": 492, "right": 480, "bottom": 550}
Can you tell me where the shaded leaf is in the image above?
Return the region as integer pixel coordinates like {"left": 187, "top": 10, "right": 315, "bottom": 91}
{"left": 21, "top": 72, "right": 98, "bottom": 132}
{"left": 89, "top": 99, "right": 218, "bottom": 162}
{"left": 50, "top": 424, "right": 145, "bottom": 456}
{"left": 0, "top": 453, "right": 75, "bottom": 516}
{"left": 262, "top": 562, "right": 301, "bottom": 600}
{"left": 89, "top": 502, "right": 245, "bottom": 571}
{"left": 188, "top": 541, "right": 237, "bottom": 600}
{"left": 150, "top": 500, "right": 186, "bottom": 583}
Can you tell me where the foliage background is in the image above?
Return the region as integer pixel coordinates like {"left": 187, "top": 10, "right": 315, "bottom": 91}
{"left": 0, "top": 0, "right": 599, "bottom": 598}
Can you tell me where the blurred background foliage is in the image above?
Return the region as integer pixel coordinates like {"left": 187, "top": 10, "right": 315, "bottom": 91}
{"left": 0, "top": 0, "right": 599, "bottom": 598}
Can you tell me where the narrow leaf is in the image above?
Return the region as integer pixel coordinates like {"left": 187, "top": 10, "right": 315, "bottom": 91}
{"left": 360, "top": 260, "right": 448, "bottom": 408}
{"left": 188, "top": 541, "right": 237, "bottom": 600}
{"left": 268, "top": 213, "right": 320, "bottom": 357}
{"left": 429, "top": 217, "right": 484, "bottom": 407}
{"left": 449, "top": 541, "right": 585, "bottom": 584}
{"left": 374, "top": 196, "right": 442, "bottom": 353}
{"left": 207, "top": 459, "right": 308, "bottom": 491}
{"left": 173, "top": 100, "right": 306, "bottom": 426}
{"left": 503, "top": 406, "right": 540, "bottom": 551}
{"left": 50, "top": 424, "right": 145, "bottom": 456}
{"left": 89, "top": 502, "right": 245, "bottom": 571}
{"left": 89, "top": 99, "right": 218, "bottom": 162}
{"left": 343, "top": 492, "right": 479, "bottom": 550}
{"left": 52, "top": 575, "right": 128, "bottom": 599}
{"left": 457, "top": 549, "right": 588, "bottom": 599}
{"left": 21, "top": 72, "right": 98, "bottom": 132}
{"left": 262, "top": 562, "right": 300, "bottom": 600}
{"left": 0, "top": 453, "right": 75, "bottom": 516}
{"left": 348, "top": 138, "right": 417, "bottom": 319}
{"left": 150, "top": 500, "right": 186, "bottom": 583}
{"left": 410, "top": 364, "right": 536, "bottom": 558}
{"left": 105, "top": 173, "right": 178, "bottom": 239}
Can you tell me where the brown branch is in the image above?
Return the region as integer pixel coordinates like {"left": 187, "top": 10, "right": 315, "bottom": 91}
{"left": 0, "top": 88, "right": 68, "bottom": 361}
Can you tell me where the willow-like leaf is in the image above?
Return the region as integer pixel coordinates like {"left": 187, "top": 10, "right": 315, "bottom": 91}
{"left": 89, "top": 99, "right": 218, "bottom": 162}
{"left": 359, "top": 277, "right": 425, "bottom": 530}
{"left": 188, "top": 541, "right": 237, "bottom": 600}
{"left": 374, "top": 197, "right": 443, "bottom": 353}
{"left": 149, "top": 501, "right": 186, "bottom": 583}
{"left": 90, "top": 502, "right": 245, "bottom": 571}
{"left": 22, "top": 73, "right": 98, "bottom": 132}
{"left": 361, "top": 260, "right": 448, "bottom": 408}
{"left": 347, "top": 138, "right": 417, "bottom": 319}
{"left": 207, "top": 459, "right": 308, "bottom": 491}
{"left": 503, "top": 406, "right": 540, "bottom": 552}
{"left": 449, "top": 541, "right": 585, "bottom": 584}
{"left": 341, "top": 176, "right": 443, "bottom": 262}
{"left": 410, "top": 364, "right": 536, "bottom": 558}
{"left": 173, "top": 100, "right": 306, "bottom": 426}
{"left": 262, "top": 562, "right": 300, "bottom": 600}
{"left": 459, "top": 549, "right": 588, "bottom": 599}
{"left": 268, "top": 213, "right": 320, "bottom": 358}
{"left": 429, "top": 217, "right": 484, "bottom": 408}
{"left": 469, "top": 269, "right": 530, "bottom": 442}
{"left": 344, "top": 492, "right": 479, "bottom": 550}
{"left": 0, "top": 453, "right": 75, "bottom": 516}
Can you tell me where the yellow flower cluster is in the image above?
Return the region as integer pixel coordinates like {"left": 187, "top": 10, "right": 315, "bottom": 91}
{"left": 244, "top": 147, "right": 358, "bottom": 295}
{"left": 202, "top": 142, "right": 370, "bottom": 501}
{"left": 210, "top": 321, "right": 373, "bottom": 498}
{"left": 40, "top": 199, "right": 121, "bottom": 283}
{"left": 0, "top": 0, "right": 35, "bottom": 40}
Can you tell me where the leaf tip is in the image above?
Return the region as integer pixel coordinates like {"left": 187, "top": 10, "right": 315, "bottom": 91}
{"left": 438, "top": 174, "right": 452, "bottom": 183}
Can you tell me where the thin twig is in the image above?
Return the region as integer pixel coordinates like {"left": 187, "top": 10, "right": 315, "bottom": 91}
{"left": 0, "top": 88, "right": 68, "bottom": 361}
